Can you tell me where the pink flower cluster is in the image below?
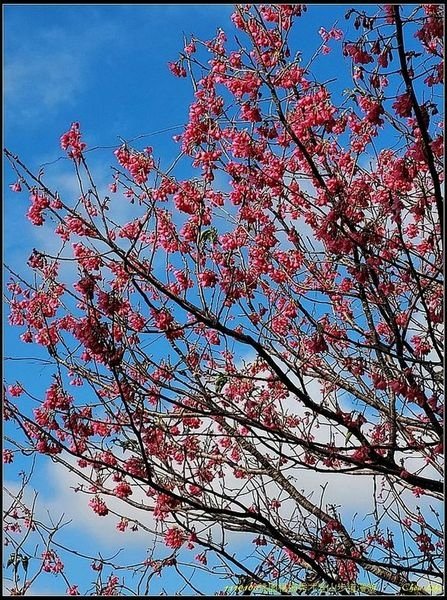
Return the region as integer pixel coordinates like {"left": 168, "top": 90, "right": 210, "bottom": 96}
{"left": 42, "top": 550, "right": 64, "bottom": 573}
{"left": 151, "top": 308, "right": 183, "bottom": 340}
{"left": 344, "top": 43, "right": 373, "bottom": 64}
{"left": 164, "top": 526, "right": 185, "bottom": 549}
{"left": 42, "top": 382, "right": 73, "bottom": 411}
{"left": 114, "top": 482, "right": 132, "bottom": 498}
{"left": 60, "top": 122, "right": 86, "bottom": 161}
{"left": 115, "top": 145, "right": 154, "bottom": 184}
{"left": 27, "top": 192, "right": 50, "bottom": 226}
{"left": 89, "top": 496, "right": 109, "bottom": 516}
{"left": 67, "top": 586, "right": 80, "bottom": 595}
{"left": 8, "top": 384, "right": 24, "bottom": 397}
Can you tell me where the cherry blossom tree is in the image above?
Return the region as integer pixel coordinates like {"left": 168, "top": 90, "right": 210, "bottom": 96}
{"left": 4, "top": 4, "right": 443, "bottom": 596}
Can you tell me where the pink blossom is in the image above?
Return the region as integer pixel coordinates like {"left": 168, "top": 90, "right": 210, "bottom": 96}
{"left": 89, "top": 496, "right": 109, "bottom": 516}
{"left": 164, "top": 526, "right": 185, "bottom": 549}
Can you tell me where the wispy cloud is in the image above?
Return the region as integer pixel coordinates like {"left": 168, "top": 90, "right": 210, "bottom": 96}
{"left": 6, "top": 52, "right": 83, "bottom": 120}
{"left": 4, "top": 16, "right": 119, "bottom": 125}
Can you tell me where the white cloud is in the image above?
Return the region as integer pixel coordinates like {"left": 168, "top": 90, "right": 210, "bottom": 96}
{"left": 3, "top": 457, "right": 153, "bottom": 557}
{"left": 39, "top": 457, "right": 155, "bottom": 549}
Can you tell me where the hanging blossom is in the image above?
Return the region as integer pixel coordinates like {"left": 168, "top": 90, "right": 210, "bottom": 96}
{"left": 164, "top": 526, "right": 185, "bottom": 549}
{"left": 89, "top": 496, "right": 109, "bottom": 516}
{"left": 60, "top": 122, "right": 86, "bottom": 161}
{"left": 27, "top": 191, "right": 50, "bottom": 226}
{"left": 115, "top": 145, "right": 154, "bottom": 184}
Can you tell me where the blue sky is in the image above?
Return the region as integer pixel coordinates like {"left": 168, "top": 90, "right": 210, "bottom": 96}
{"left": 4, "top": 4, "right": 439, "bottom": 596}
